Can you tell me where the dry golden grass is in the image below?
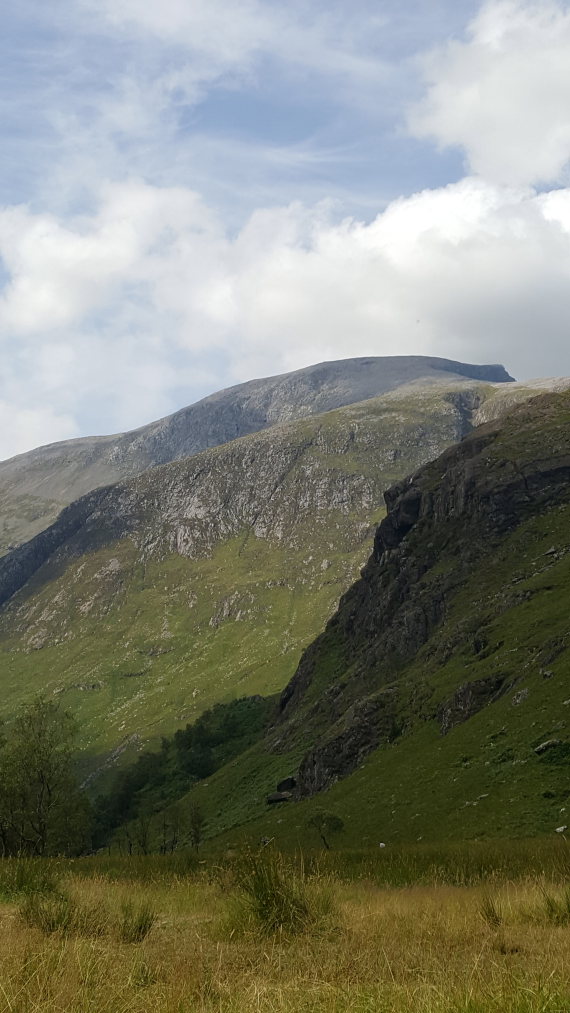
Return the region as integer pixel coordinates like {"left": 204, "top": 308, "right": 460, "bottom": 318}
{"left": 2, "top": 871, "right": 570, "bottom": 1011}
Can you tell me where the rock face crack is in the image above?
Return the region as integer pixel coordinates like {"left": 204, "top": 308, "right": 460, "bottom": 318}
{"left": 444, "top": 390, "right": 483, "bottom": 439}
{"left": 438, "top": 676, "right": 511, "bottom": 735}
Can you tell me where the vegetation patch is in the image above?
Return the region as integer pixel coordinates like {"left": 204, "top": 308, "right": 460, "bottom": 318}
{"left": 227, "top": 848, "right": 334, "bottom": 937}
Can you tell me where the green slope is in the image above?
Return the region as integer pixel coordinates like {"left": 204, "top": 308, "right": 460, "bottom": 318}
{"left": 150, "top": 391, "right": 570, "bottom": 848}
{"left": 0, "top": 382, "right": 510, "bottom": 778}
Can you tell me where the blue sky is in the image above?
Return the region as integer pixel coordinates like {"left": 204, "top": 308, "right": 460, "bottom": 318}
{"left": 2, "top": 0, "right": 570, "bottom": 457}
{"left": 1, "top": 0, "right": 472, "bottom": 217}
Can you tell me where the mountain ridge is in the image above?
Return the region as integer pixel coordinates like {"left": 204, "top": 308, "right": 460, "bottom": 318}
{"left": 0, "top": 356, "right": 513, "bottom": 553}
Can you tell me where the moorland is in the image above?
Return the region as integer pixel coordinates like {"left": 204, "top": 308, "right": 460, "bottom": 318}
{"left": 3, "top": 842, "right": 570, "bottom": 1013}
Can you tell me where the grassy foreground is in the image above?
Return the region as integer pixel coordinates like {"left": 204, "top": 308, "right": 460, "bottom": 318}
{"left": 3, "top": 842, "right": 570, "bottom": 1011}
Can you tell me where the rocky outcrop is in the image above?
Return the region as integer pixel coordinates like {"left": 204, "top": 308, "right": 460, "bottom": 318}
{"left": 438, "top": 675, "right": 510, "bottom": 735}
{"left": 266, "top": 791, "right": 293, "bottom": 804}
{"left": 535, "top": 739, "right": 563, "bottom": 755}
{"left": 295, "top": 692, "right": 401, "bottom": 796}
{"left": 276, "top": 776, "right": 297, "bottom": 792}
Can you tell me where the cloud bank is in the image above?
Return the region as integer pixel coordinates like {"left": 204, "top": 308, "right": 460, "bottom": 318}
{"left": 2, "top": 173, "right": 570, "bottom": 459}
{"left": 2, "top": 0, "right": 570, "bottom": 458}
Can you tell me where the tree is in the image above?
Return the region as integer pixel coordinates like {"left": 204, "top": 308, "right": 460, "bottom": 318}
{"left": 0, "top": 696, "right": 91, "bottom": 856}
{"left": 159, "top": 804, "right": 182, "bottom": 854}
{"left": 307, "top": 809, "right": 344, "bottom": 850}
{"left": 132, "top": 813, "right": 153, "bottom": 855}
{"left": 188, "top": 802, "right": 206, "bottom": 851}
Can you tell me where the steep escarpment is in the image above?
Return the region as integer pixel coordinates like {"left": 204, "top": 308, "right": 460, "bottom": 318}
{"left": 0, "top": 356, "right": 513, "bottom": 553}
{"left": 271, "top": 391, "right": 570, "bottom": 801}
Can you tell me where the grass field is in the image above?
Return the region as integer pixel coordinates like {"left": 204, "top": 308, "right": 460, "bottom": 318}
{"left": 3, "top": 842, "right": 570, "bottom": 1012}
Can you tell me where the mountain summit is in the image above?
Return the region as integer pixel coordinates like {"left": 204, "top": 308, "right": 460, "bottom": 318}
{"left": 0, "top": 356, "right": 513, "bottom": 552}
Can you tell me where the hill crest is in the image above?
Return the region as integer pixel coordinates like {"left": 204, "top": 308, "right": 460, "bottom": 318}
{"left": 0, "top": 355, "right": 513, "bottom": 553}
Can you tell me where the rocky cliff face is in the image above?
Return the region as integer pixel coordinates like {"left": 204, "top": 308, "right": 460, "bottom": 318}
{"left": 0, "top": 356, "right": 513, "bottom": 553}
{"left": 274, "top": 391, "right": 570, "bottom": 796}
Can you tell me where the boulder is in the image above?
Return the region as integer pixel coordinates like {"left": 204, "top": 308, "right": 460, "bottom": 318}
{"left": 512, "top": 687, "right": 529, "bottom": 707}
{"left": 266, "top": 791, "right": 292, "bottom": 805}
{"left": 276, "top": 776, "right": 297, "bottom": 792}
{"left": 535, "top": 738, "right": 562, "bottom": 755}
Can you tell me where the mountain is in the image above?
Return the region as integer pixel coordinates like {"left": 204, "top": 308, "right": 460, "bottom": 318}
{"left": 175, "top": 388, "right": 570, "bottom": 846}
{"left": 0, "top": 373, "right": 543, "bottom": 783}
{"left": 0, "top": 356, "right": 513, "bottom": 554}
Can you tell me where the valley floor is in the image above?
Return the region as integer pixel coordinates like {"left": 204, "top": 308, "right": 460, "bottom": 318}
{"left": 2, "top": 844, "right": 570, "bottom": 1012}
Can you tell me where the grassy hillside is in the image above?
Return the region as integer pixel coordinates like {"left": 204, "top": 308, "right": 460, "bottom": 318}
{"left": 144, "top": 390, "right": 570, "bottom": 849}
{"left": 0, "top": 382, "right": 509, "bottom": 778}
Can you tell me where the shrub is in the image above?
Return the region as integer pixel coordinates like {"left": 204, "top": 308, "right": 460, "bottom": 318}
{"left": 118, "top": 900, "right": 156, "bottom": 943}
{"left": 307, "top": 809, "right": 344, "bottom": 850}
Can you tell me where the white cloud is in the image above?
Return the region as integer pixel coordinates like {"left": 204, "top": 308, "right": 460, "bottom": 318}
{"left": 0, "top": 403, "right": 76, "bottom": 461}
{"left": 2, "top": 174, "right": 570, "bottom": 457}
{"left": 0, "top": 182, "right": 216, "bottom": 335}
{"left": 91, "top": 0, "right": 271, "bottom": 58}
{"left": 409, "top": 0, "right": 570, "bottom": 186}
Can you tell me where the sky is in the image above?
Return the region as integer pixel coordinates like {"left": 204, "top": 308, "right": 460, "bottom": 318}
{"left": 2, "top": 0, "right": 570, "bottom": 458}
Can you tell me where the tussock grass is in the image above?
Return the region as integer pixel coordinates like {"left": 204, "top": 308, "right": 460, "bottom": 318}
{"left": 19, "top": 892, "right": 77, "bottom": 935}
{"left": 228, "top": 848, "right": 334, "bottom": 936}
{"left": 18, "top": 881, "right": 155, "bottom": 944}
{"left": 118, "top": 900, "right": 156, "bottom": 943}
{"left": 541, "top": 884, "right": 570, "bottom": 925}
{"left": 479, "top": 892, "right": 503, "bottom": 928}
{"left": 19, "top": 890, "right": 110, "bottom": 938}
